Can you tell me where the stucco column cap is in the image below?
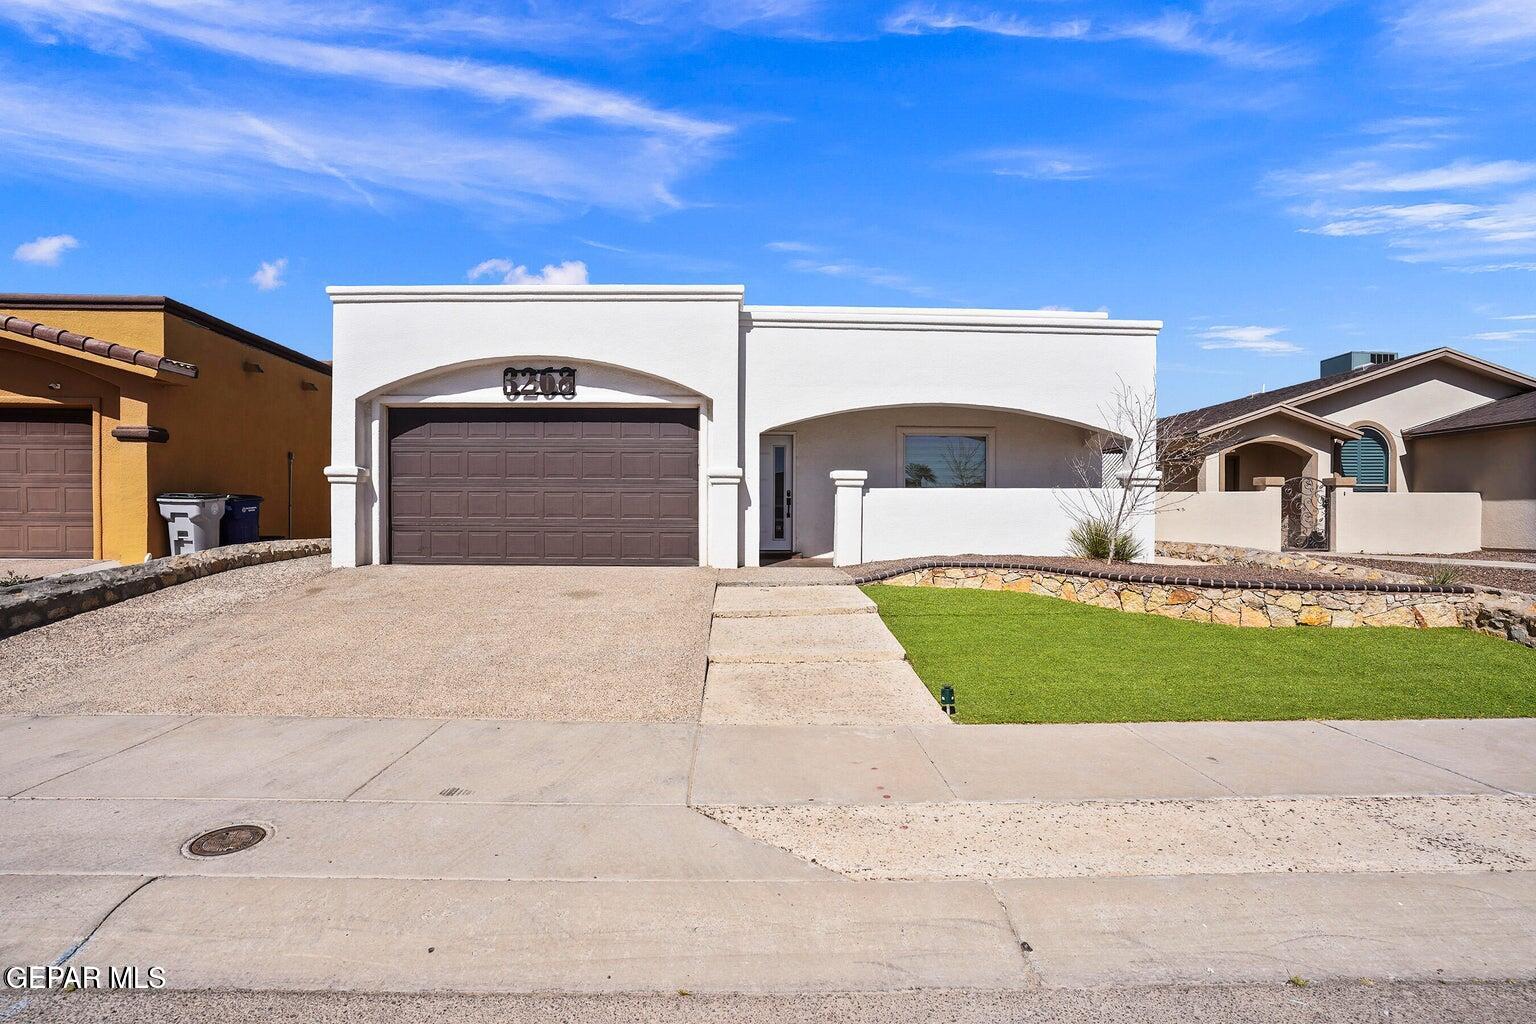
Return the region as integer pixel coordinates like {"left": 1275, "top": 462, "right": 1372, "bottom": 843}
{"left": 324, "top": 465, "right": 370, "bottom": 485}
{"left": 1253, "top": 476, "right": 1285, "bottom": 488}
{"left": 705, "top": 466, "right": 744, "bottom": 483}
{"left": 830, "top": 470, "right": 869, "bottom": 484}
{"left": 1324, "top": 475, "right": 1357, "bottom": 488}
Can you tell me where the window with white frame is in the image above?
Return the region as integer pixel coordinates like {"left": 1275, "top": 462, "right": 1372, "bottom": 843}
{"left": 900, "top": 429, "right": 992, "bottom": 488}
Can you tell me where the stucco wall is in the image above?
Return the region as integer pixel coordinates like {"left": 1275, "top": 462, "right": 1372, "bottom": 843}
{"left": 1332, "top": 490, "right": 1482, "bottom": 554}
{"left": 156, "top": 314, "right": 331, "bottom": 544}
{"left": 2, "top": 305, "right": 331, "bottom": 561}
{"left": 327, "top": 286, "right": 745, "bottom": 567}
{"left": 859, "top": 487, "right": 1116, "bottom": 561}
{"left": 1410, "top": 427, "right": 1536, "bottom": 549}
{"left": 1302, "top": 361, "right": 1522, "bottom": 493}
{"left": 1155, "top": 490, "right": 1280, "bottom": 551}
{"left": 742, "top": 306, "right": 1159, "bottom": 565}
{"left": 785, "top": 405, "right": 1092, "bottom": 558}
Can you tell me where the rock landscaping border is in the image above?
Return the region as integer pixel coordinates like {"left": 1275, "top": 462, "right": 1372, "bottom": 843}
{"left": 866, "top": 563, "right": 1471, "bottom": 630}
{"left": 0, "top": 539, "right": 330, "bottom": 639}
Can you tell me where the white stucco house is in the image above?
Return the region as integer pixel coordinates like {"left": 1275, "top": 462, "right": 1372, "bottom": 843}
{"left": 325, "top": 286, "right": 1160, "bottom": 569}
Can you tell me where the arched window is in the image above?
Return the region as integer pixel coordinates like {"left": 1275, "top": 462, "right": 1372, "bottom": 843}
{"left": 1338, "top": 427, "right": 1389, "bottom": 492}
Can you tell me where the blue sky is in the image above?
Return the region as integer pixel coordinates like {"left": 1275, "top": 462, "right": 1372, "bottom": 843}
{"left": 2, "top": 1, "right": 1534, "bottom": 413}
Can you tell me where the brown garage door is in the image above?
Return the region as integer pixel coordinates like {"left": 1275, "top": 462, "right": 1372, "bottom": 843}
{"left": 0, "top": 408, "right": 93, "bottom": 557}
{"left": 388, "top": 407, "right": 699, "bottom": 565}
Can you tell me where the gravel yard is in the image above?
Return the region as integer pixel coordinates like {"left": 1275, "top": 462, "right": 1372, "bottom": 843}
{"left": 0, "top": 559, "right": 714, "bottom": 720}
{"left": 1330, "top": 558, "right": 1536, "bottom": 595}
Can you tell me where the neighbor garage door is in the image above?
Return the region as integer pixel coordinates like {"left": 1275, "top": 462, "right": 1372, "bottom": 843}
{"left": 388, "top": 407, "right": 699, "bottom": 565}
{"left": 0, "top": 408, "right": 93, "bottom": 557}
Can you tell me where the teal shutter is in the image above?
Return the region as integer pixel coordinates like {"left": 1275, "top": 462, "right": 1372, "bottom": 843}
{"left": 1339, "top": 429, "right": 1389, "bottom": 492}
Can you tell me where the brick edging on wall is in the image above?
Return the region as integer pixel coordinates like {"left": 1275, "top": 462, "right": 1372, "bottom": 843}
{"left": 849, "top": 555, "right": 1471, "bottom": 593}
{"left": 0, "top": 539, "right": 330, "bottom": 639}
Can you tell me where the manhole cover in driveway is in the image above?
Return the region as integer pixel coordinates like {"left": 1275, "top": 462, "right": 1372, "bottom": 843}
{"left": 185, "top": 824, "right": 268, "bottom": 857}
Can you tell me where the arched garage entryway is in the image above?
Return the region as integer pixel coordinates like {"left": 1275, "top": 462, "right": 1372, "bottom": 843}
{"left": 367, "top": 357, "right": 712, "bottom": 566}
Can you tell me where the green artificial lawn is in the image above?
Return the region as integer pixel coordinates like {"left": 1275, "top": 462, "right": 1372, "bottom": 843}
{"left": 865, "top": 585, "right": 1536, "bottom": 724}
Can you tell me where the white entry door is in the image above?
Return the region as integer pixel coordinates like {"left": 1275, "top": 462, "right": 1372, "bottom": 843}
{"left": 759, "top": 434, "right": 794, "bottom": 553}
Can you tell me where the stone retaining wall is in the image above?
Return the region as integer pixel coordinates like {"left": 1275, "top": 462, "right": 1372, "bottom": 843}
{"left": 0, "top": 539, "right": 330, "bottom": 639}
{"left": 1153, "top": 540, "right": 1420, "bottom": 583}
{"left": 878, "top": 566, "right": 1470, "bottom": 629}
{"left": 1154, "top": 540, "right": 1536, "bottom": 648}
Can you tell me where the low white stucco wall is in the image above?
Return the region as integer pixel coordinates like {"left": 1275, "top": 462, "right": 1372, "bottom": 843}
{"left": 1332, "top": 491, "right": 1482, "bottom": 554}
{"left": 786, "top": 406, "right": 1092, "bottom": 559}
{"left": 857, "top": 487, "right": 1139, "bottom": 562}
{"left": 1155, "top": 490, "right": 1281, "bottom": 552}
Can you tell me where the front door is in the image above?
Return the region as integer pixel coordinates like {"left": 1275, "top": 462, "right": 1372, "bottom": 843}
{"left": 759, "top": 434, "right": 793, "bottom": 553}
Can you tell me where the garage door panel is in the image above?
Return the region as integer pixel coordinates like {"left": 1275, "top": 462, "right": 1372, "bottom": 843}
{"left": 0, "top": 409, "right": 92, "bottom": 557}
{"left": 580, "top": 452, "right": 618, "bottom": 480}
{"left": 388, "top": 407, "right": 699, "bottom": 565}
{"left": 466, "top": 451, "right": 505, "bottom": 478}
{"left": 657, "top": 452, "right": 696, "bottom": 482}
{"left": 543, "top": 452, "right": 579, "bottom": 479}
{"left": 465, "top": 491, "right": 503, "bottom": 518}
{"left": 542, "top": 491, "right": 578, "bottom": 518}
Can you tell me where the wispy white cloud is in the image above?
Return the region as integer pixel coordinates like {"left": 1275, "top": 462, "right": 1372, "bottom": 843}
{"left": 0, "top": 1, "right": 729, "bottom": 218}
{"left": 1498, "top": 313, "right": 1536, "bottom": 320}
{"left": 468, "top": 258, "right": 590, "bottom": 285}
{"left": 971, "top": 146, "right": 1101, "bottom": 181}
{"left": 764, "top": 240, "right": 818, "bottom": 252}
{"left": 1278, "top": 158, "right": 1536, "bottom": 193}
{"left": 1471, "top": 329, "right": 1536, "bottom": 341}
{"left": 250, "top": 257, "right": 287, "bottom": 291}
{"left": 785, "top": 255, "right": 935, "bottom": 297}
{"left": 883, "top": 4, "right": 1306, "bottom": 68}
{"left": 1393, "top": 0, "right": 1536, "bottom": 57}
{"left": 12, "top": 233, "right": 78, "bottom": 265}
{"left": 1197, "top": 324, "right": 1302, "bottom": 355}
{"left": 0, "top": 78, "right": 714, "bottom": 217}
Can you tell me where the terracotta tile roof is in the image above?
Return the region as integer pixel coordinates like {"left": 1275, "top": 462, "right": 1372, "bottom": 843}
{"left": 1406, "top": 390, "right": 1536, "bottom": 437}
{"left": 0, "top": 314, "right": 199, "bottom": 378}
{"left": 0, "top": 294, "right": 329, "bottom": 376}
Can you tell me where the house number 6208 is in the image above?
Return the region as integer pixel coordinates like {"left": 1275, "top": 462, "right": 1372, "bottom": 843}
{"left": 503, "top": 366, "right": 576, "bottom": 399}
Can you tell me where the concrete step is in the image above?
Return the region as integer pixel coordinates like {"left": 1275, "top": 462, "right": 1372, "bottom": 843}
{"left": 707, "top": 614, "right": 907, "bottom": 665}
{"left": 702, "top": 662, "right": 949, "bottom": 725}
{"left": 711, "top": 585, "right": 875, "bottom": 619}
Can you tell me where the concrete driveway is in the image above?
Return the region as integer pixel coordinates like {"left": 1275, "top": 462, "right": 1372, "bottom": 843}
{"left": 0, "top": 561, "right": 714, "bottom": 720}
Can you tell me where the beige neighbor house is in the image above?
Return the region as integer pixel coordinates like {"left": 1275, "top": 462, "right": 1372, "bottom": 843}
{"left": 1157, "top": 348, "right": 1536, "bottom": 553}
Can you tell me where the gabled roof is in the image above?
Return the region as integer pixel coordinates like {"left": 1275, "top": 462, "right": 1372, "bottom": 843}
{"left": 0, "top": 314, "right": 199, "bottom": 378}
{"left": 1406, "top": 390, "right": 1536, "bottom": 438}
{"left": 1191, "top": 403, "right": 1362, "bottom": 440}
{"left": 1161, "top": 347, "right": 1536, "bottom": 437}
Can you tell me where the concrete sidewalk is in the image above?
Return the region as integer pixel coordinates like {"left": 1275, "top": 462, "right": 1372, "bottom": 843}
{"left": 2, "top": 713, "right": 1534, "bottom": 995}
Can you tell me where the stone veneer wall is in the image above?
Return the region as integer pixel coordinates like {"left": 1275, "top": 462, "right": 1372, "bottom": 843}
{"left": 1153, "top": 539, "right": 1536, "bottom": 648}
{"left": 878, "top": 565, "right": 1470, "bottom": 629}
{"left": 0, "top": 538, "right": 330, "bottom": 639}
{"left": 1153, "top": 540, "right": 1420, "bottom": 583}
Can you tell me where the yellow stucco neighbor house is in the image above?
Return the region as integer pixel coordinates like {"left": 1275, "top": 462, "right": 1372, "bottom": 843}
{"left": 0, "top": 294, "right": 331, "bottom": 563}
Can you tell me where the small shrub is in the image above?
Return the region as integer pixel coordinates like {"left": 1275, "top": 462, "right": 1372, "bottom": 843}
{"left": 1067, "top": 518, "right": 1144, "bottom": 563}
{"left": 1425, "top": 565, "right": 1462, "bottom": 587}
{"left": 0, "top": 571, "right": 32, "bottom": 588}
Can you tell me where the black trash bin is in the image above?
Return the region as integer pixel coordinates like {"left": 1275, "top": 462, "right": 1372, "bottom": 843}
{"left": 219, "top": 494, "right": 263, "bottom": 545}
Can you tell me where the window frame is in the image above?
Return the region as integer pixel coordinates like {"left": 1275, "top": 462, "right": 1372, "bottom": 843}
{"left": 895, "top": 426, "right": 997, "bottom": 489}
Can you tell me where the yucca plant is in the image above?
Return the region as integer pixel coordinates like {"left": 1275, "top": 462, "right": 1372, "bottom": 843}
{"left": 1067, "top": 518, "right": 1143, "bottom": 564}
{"left": 1425, "top": 565, "right": 1462, "bottom": 587}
